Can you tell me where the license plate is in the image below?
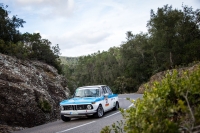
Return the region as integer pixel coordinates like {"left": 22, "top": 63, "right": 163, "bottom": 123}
{"left": 70, "top": 111, "right": 78, "bottom": 115}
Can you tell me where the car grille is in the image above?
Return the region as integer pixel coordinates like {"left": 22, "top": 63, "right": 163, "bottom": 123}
{"left": 63, "top": 105, "right": 92, "bottom": 110}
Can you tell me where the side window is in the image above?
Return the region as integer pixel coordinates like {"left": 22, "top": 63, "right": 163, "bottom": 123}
{"left": 102, "top": 86, "right": 107, "bottom": 94}
{"left": 106, "top": 86, "right": 112, "bottom": 95}
{"left": 100, "top": 88, "right": 103, "bottom": 96}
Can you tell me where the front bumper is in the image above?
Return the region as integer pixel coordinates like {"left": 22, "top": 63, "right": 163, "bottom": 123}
{"left": 61, "top": 110, "right": 97, "bottom": 117}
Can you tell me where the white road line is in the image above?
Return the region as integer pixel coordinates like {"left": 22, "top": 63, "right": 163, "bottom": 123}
{"left": 124, "top": 103, "right": 134, "bottom": 111}
{"left": 104, "top": 111, "right": 120, "bottom": 118}
{"left": 128, "top": 103, "right": 134, "bottom": 108}
{"left": 105, "top": 103, "right": 134, "bottom": 117}
{"left": 56, "top": 121, "right": 96, "bottom": 133}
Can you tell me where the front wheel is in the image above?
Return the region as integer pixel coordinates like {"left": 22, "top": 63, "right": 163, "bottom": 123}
{"left": 94, "top": 105, "right": 104, "bottom": 118}
{"left": 61, "top": 115, "right": 71, "bottom": 122}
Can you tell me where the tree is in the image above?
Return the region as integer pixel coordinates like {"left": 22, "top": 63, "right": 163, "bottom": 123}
{"left": 0, "top": 3, "right": 62, "bottom": 74}
{"left": 120, "top": 33, "right": 152, "bottom": 90}
{"left": 147, "top": 5, "right": 200, "bottom": 71}
{"left": 21, "top": 32, "right": 62, "bottom": 73}
{"left": 0, "top": 3, "right": 25, "bottom": 43}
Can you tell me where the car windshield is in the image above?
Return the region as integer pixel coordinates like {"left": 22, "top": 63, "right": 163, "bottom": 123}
{"left": 74, "top": 88, "right": 100, "bottom": 97}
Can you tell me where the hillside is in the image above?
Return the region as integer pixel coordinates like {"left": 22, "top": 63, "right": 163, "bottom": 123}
{"left": 137, "top": 62, "right": 200, "bottom": 94}
{"left": 59, "top": 56, "right": 79, "bottom": 67}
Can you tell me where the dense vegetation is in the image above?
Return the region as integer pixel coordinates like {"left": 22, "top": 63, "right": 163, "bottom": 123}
{"left": 63, "top": 5, "right": 200, "bottom": 94}
{"left": 0, "top": 3, "right": 62, "bottom": 73}
{"left": 101, "top": 65, "right": 200, "bottom": 133}
{"left": 99, "top": 4, "right": 200, "bottom": 133}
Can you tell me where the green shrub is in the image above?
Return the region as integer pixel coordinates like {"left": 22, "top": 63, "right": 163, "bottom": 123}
{"left": 102, "top": 65, "right": 200, "bottom": 133}
{"left": 38, "top": 98, "right": 51, "bottom": 113}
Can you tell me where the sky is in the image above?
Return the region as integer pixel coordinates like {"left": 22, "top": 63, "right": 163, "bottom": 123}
{"left": 1, "top": 0, "right": 200, "bottom": 57}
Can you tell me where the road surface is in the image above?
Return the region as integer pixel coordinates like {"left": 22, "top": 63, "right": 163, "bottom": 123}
{"left": 14, "top": 93, "right": 143, "bottom": 133}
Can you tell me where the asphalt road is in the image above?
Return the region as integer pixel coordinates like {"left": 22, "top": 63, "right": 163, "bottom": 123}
{"left": 14, "top": 93, "right": 143, "bottom": 133}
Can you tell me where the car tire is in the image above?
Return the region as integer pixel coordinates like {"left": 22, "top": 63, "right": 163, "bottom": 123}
{"left": 94, "top": 104, "right": 104, "bottom": 118}
{"left": 113, "top": 101, "right": 119, "bottom": 111}
{"left": 61, "top": 115, "right": 71, "bottom": 122}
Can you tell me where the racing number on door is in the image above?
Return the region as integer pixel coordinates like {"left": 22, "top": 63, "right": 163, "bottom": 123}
{"left": 105, "top": 97, "right": 109, "bottom": 106}
{"left": 103, "top": 87, "right": 109, "bottom": 107}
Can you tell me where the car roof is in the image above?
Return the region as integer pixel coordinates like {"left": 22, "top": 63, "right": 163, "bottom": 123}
{"left": 78, "top": 85, "right": 106, "bottom": 89}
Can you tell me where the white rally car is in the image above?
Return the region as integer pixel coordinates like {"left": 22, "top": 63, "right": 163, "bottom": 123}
{"left": 60, "top": 85, "right": 119, "bottom": 121}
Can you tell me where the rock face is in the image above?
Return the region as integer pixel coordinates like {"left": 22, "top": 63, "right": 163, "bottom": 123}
{"left": 0, "top": 53, "right": 69, "bottom": 130}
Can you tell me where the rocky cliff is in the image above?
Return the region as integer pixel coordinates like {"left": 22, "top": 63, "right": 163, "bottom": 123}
{"left": 0, "top": 53, "right": 70, "bottom": 132}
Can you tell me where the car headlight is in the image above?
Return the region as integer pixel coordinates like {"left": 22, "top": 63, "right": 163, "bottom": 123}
{"left": 87, "top": 105, "right": 92, "bottom": 110}
{"left": 60, "top": 106, "right": 64, "bottom": 111}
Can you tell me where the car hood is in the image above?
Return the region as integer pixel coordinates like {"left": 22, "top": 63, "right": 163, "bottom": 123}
{"left": 60, "top": 97, "right": 103, "bottom": 105}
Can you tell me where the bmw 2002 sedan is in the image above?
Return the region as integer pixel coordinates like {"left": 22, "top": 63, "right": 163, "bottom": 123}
{"left": 60, "top": 85, "right": 119, "bottom": 121}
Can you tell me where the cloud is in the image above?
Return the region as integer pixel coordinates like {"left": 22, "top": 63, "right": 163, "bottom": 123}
{"left": 47, "top": 30, "right": 111, "bottom": 49}
{"left": 2, "top": 0, "right": 200, "bottom": 57}
{"left": 15, "top": 0, "right": 75, "bottom": 19}
{"left": 20, "top": 1, "right": 168, "bottom": 54}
